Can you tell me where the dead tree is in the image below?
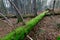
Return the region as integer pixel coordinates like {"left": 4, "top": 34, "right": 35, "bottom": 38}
{"left": 53, "top": 0, "right": 56, "bottom": 11}
{"left": 8, "top": 0, "right": 25, "bottom": 25}
{"left": 33, "top": 0, "right": 37, "bottom": 16}
{"left": 0, "top": 0, "right": 7, "bottom": 15}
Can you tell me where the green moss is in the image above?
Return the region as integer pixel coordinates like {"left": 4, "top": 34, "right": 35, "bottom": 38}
{"left": 1, "top": 11, "right": 48, "bottom": 40}
{"left": 56, "top": 36, "right": 60, "bottom": 40}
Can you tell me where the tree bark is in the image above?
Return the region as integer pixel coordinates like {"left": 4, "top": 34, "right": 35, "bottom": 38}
{"left": 8, "top": 0, "right": 25, "bottom": 25}
{"left": 33, "top": 0, "right": 37, "bottom": 16}
{"left": 53, "top": 0, "right": 56, "bottom": 11}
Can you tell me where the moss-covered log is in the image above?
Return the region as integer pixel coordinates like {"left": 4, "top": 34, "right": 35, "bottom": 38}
{"left": 1, "top": 11, "right": 48, "bottom": 40}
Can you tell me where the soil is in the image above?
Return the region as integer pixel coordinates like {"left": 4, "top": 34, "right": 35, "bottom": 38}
{"left": 25, "top": 15, "right": 60, "bottom": 40}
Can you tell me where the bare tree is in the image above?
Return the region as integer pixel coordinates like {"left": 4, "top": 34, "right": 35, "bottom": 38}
{"left": 0, "top": 0, "right": 7, "bottom": 15}
{"left": 53, "top": 0, "right": 56, "bottom": 11}
{"left": 33, "top": 0, "right": 37, "bottom": 16}
{"left": 0, "top": 0, "right": 13, "bottom": 26}
{"left": 8, "top": 0, "right": 25, "bottom": 25}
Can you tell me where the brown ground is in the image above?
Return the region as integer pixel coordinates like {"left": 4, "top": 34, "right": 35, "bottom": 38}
{"left": 0, "top": 18, "right": 32, "bottom": 38}
{"left": 0, "top": 14, "right": 60, "bottom": 40}
{"left": 26, "top": 15, "right": 60, "bottom": 40}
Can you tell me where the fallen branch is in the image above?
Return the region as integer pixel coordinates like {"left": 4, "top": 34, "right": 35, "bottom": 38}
{"left": 0, "top": 13, "right": 13, "bottom": 27}
{"left": 27, "top": 35, "right": 33, "bottom": 40}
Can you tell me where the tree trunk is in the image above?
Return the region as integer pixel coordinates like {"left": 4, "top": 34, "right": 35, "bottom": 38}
{"left": 33, "top": 0, "right": 37, "bottom": 16}
{"left": 8, "top": 0, "right": 25, "bottom": 25}
{"left": 53, "top": 0, "right": 56, "bottom": 11}
{"left": 0, "top": 0, "right": 7, "bottom": 15}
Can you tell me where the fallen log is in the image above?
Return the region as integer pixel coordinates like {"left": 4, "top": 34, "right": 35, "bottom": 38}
{"left": 0, "top": 11, "right": 48, "bottom": 40}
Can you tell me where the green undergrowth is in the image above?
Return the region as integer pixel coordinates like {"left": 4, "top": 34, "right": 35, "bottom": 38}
{"left": 56, "top": 36, "right": 60, "bottom": 40}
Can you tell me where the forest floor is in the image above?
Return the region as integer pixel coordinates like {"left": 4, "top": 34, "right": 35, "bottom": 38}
{"left": 0, "top": 17, "right": 32, "bottom": 38}
{"left": 0, "top": 12, "right": 60, "bottom": 40}
{"left": 25, "top": 15, "right": 60, "bottom": 40}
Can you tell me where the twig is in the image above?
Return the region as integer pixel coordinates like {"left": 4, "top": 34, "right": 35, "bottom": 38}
{"left": 27, "top": 35, "right": 33, "bottom": 40}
